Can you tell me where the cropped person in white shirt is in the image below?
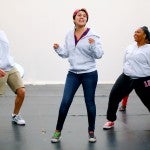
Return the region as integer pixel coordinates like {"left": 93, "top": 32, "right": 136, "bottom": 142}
{"left": 103, "top": 26, "right": 150, "bottom": 129}
{"left": 0, "top": 31, "right": 25, "bottom": 125}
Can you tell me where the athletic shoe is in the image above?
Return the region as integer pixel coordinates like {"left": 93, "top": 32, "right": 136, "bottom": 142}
{"left": 103, "top": 121, "right": 114, "bottom": 130}
{"left": 89, "top": 131, "right": 96, "bottom": 143}
{"left": 51, "top": 131, "right": 61, "bottom": 143}
{"left": 119, "top": 106, "right": 126, "bottom": 111}
{"left": 12, "top": 114, "right": 25, "bottom": 125}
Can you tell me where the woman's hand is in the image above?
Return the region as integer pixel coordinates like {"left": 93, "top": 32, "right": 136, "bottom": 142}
{"left": 88, "top": 38, "right": 95, "bottom": 44}
{"left": 53, "top": 43, "right": 59, "bottom": 49}
{"left": 0, "top": 69, "right": 6, "bottom": 78}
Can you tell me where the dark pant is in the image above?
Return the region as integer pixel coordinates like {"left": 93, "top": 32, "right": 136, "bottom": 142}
{"left": 56, "top": 70, "right": 98, "bottom": 132}
{"left": 107, "top": 73, "right": 150, "bottom": 121}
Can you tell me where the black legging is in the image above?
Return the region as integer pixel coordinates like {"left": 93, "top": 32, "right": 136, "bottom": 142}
{"left": 106, "top": 73, "right": 150, "bottom": 121}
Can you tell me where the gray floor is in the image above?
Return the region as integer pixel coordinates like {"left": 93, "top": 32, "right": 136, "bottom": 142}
{"left": 0, "top": 84, "right": 149, "bottom": 150}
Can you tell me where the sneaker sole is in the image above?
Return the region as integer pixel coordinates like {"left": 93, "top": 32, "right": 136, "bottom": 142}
{"left": 51, "top": 137, "right": 61, "bottom": 143}
{"left": 103, "top": 126, "right": 114, "bottom": 130}
{"left": 89, "top": 138, "right": 96, "bottom": 143}
{"left": 12, "top": 121, "right": 26, "bottom": 126}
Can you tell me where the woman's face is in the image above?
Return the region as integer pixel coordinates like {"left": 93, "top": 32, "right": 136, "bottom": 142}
{"left": 74, "top": 11, "right": 88, "bottom": 27}
{"left": 134, "top": 28, "right": 146, "bottom": 43}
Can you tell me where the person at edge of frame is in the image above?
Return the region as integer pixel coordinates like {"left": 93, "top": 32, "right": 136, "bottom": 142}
{"left": 0, "top": 30, "right": 25, "bottom": 125}
{"left": 103, "top": 26, "right": 150, "bottom": 129}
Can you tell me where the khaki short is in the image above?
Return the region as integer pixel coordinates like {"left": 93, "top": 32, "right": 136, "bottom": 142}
{"left": 0, "top": 68, "right": 25, "bottom": 95}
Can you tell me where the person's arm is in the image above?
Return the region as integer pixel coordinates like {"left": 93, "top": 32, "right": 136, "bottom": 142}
{"left": 53, "top": 43, "right": 69, "bottom": 58}
{"left": 89, "top": 36, "right": 104, "bottom": 59}
{"left": 53, "top": 33, "right": 70, "bottom": 58}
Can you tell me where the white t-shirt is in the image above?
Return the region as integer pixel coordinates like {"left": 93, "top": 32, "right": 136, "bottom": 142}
{"left": 0, "top": 31, "right": 15, "bottom": 71}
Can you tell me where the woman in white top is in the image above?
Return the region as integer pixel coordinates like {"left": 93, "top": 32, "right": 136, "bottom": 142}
{"left": 103, "top": 26, "right": 150, "bottom": 129}
{"left": 51, "top": 8, "right": 104, "bottom": 143}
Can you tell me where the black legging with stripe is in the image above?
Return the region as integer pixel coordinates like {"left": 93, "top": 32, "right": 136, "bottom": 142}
{"left": 106, "top": 73, "right": 150, "bottom": 121}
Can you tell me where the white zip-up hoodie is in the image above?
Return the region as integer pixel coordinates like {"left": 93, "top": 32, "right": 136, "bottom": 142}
{"left": 54, "top": 28, "right": 104, "bottom": 74}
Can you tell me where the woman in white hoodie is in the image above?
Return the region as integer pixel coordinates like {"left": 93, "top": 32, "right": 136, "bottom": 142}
{"left": 51, "top": 8, "right": 104, "bottom": 143}
{"left": 103, "top": 26, "right": 150, "bottom": 130}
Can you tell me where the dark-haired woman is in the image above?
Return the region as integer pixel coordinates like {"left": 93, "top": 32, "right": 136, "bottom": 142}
{"left": 103, "top": 26, "right": 150, "bottom": 129}
{"left": 51, "top": 8, "right": 104, "bottom": 142}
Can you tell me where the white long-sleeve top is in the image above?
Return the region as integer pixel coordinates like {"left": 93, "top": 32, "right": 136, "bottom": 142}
{"left": 54, "top": 28, "right": 104, "bottom": 74}
{"left": 0, "top": 31, "right": 15, "bottom": 71}
{"left": 123, "top": 43, "right": 150, "bottom": 78}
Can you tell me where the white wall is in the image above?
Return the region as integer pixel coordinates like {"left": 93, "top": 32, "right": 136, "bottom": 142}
{"left": 0, "top": 0, "right": 150, "bottom": 84}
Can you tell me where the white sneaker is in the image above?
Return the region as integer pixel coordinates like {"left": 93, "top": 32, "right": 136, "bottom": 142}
{"left": 12, "top": 114, "right": 26, "bottom": 125}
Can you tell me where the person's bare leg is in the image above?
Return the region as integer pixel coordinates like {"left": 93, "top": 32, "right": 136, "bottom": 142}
{"left": 12, "top": 87, "right": 26, "bottom": 125}
{"left": 13, "top": 87, "right": 25, "bottom": 114}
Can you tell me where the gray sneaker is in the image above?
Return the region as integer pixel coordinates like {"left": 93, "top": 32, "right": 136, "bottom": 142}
{"left": 12, "top": 114, "right": 25, "bottom": 125}
{"left": 119, "top": 106, "right": 126, "bottom": 111}
{"left": 89, "top": 131, "right": 96, "bottom": 143}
